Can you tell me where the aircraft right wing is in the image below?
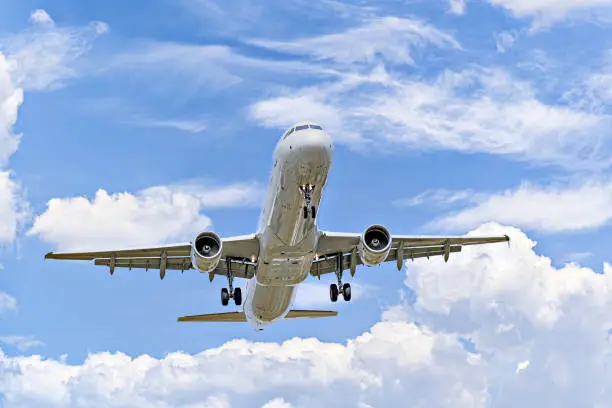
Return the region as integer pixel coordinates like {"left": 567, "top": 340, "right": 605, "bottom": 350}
{"left": 311, "top": 230, "right": 510, "bottom": 278}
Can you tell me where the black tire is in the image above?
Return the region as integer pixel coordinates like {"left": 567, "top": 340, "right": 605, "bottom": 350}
{"left": 221, "top": 288, "right": 230, "bottom": 306}
{"left": 342, "top": 283, "right": 351, "bottom": 301}
{"left": 234, "top": 287, "right": 242, "bottom": 306}
{"left": 303, "top": 206, "right": 308, "bottom": 219}
{"left": 311, "top": 206, "right": 317, "bottom": 219}
{"left": 330, "top": 284, "right": 339, "bottom": 302}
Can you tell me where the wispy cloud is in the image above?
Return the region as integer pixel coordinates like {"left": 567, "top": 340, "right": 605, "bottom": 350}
{"left": 0, "top": 336, "right": 44, "bottom": 352}
{"left": 423, "top": 180, "right": 612, "bottom": 233}
{"left": 127, "top": 117, "right": 207, "bottom": 134}
{"left": 251, "top": 66, "right": 610, "bottom": 169}
{"left": 0, "top": 292, "right": 17, "bottom": 313}
{"left": 249, "top": 16, "right": 461, "bottom": 66}
{"left": 486, "top": 0, "right": 612, "bottom": 29}
{"left": 1, "top": 9, "right": 108, "bottom": 91}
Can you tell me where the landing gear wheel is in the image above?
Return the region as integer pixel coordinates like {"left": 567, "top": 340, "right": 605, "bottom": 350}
{"left": 221, "top": 288, "right": 230, "bottom": 306}
{"left": 330, "top": 283, "right": 339, "bottom": 302}
{"left": 342, "top": 283, "right": 351, "bottom": 301}
{"left": 234, "top": 287, "right": 242, "bottom": 306}
{"left": 303, "top": 206, "right": 308, "bottom": 219}
{"left": 311, "top": 206, "right": 316, "bottom": 219}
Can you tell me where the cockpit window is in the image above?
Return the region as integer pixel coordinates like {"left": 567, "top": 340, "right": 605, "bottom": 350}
{"left": 283, "top": 127, "right": 295, "bottom": 139}
{"left": 295, "top": 125, "right": 309, "bottom": 131}
{"left": 309, "top": 125, "right": 323, "bottom": 130}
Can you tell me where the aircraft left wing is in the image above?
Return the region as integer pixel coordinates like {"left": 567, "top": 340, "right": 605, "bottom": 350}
{"left": 311, "top": 230, "right": 509, "bottom": 278}
{"left": 44, "top": 234, "right": 260, "bottom": 280}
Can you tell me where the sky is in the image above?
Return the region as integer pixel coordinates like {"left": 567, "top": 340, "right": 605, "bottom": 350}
{"left": 1, "top": 0, "right": 612, "bottom": 406}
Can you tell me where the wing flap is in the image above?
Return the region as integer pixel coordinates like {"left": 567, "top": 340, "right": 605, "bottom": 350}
{"left": 311, "top": 246, "right": 461, "bottom": 277}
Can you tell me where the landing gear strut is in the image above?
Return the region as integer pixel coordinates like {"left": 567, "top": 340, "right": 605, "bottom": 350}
{"left": 300, "top": 184, "right": 316, "bottom": 219}
{"left": 221, "top": 257, "right": 242, "bottom": 306}
{"left": 330, "top": 252, "right": 351, "bottom": 302}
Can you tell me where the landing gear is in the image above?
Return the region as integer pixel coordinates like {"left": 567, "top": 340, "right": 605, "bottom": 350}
{"left": 330, "top": 284, "right": 339, "bottom": 302}
{"left": 220, "top": 257, "right": 242, "bottom": 306}
{"left": 300, "top": 184, "right": 316, "bottom": 219}
{"left": 329, "top": 252, "right": 352, "bottom": 302}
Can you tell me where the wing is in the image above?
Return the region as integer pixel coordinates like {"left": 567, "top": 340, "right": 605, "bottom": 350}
{"left": 311, "top": 231, "right": 509, "bottom": 277}
{"left": 45, "top": 234, "right": 260, "bottom": 280}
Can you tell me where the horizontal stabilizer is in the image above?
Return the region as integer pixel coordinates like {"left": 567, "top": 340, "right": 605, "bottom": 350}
{"left": 178, "top": 312, "right": 247, "bottom": 322}
{"left": 284, "top": 310, "right": 337, "bottom": 319}
{"left": 178, "top": 310, "right": 337, "bottom": 322}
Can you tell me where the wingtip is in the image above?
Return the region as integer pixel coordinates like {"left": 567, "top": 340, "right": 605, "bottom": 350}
{"left": 44, "top": 252, "right": 54, "bottom": 259}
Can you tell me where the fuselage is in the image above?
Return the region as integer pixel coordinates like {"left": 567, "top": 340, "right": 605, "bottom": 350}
{"left": 243, "top": 122, "right": 334, "bottom": 330}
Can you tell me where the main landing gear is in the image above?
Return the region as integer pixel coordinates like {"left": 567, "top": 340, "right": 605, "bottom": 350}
{"left": 221, "top": 257, "right": 242, "bottom": 306}
{"left": 329, "top": 252, "right": 351, "bottom": 302}
{"left": 300, "top": 184, "right": 317, "bottom": 219}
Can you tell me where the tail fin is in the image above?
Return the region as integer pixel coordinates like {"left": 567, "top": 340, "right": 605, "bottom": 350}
{"left": 178, "top": 310, "right": 337, "bottom": 322}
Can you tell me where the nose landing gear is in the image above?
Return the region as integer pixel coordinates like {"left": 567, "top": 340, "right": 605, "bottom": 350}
{"left": 300, "top": 184, "right": 317, "bottom": 219}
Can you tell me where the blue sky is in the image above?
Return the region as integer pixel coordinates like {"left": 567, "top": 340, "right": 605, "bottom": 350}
{"left": 2, "top": 0, "right": 612, "bottom": 406}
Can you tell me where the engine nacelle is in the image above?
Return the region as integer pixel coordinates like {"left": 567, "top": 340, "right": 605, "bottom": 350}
{"left": 358, "top": 224, "right": 392, "bottom": 267}
{"left": 191, "top": 231, "right": 223, "bottom": 273}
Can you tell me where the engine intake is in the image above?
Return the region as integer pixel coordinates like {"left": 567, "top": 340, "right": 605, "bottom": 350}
{"left": 358, "top": 224, "right": 392, "bottom": 266}
{"left": 191, "top": 231, "right": 223, "bottom": 273}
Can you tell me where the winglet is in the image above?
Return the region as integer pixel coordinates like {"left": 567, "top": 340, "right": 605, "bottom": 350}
{"left": 504, "top": 234, "right": 511, "bottom": 248}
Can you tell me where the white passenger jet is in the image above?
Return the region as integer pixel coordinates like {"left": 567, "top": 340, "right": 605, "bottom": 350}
{"left": 46, "top": 121, "right": 509, "bottom": 330}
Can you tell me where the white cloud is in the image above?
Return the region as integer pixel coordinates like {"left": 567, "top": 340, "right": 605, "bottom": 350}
{"left": 0, "top": 54, "right": 23, "bottom": 167}
{"left": 393, "top": 188, "right": 477, "bottom": 208}
{"left": 1, "top": 9, "right": 108, "bottom": 91}
{"left": 128, "top": 117, "right": 207, "bottom": 134}
{"left": 0, "top": 336, "right": 44, "bottom": 352}
{"left": 486, "top": 0, "right": 612, "bottom": 28}
{"left": 109, "top": 42, "right": 333, "bottom": 93}
{"left": 28, "top": 182, "right": 261, "bottom": 251}
{"left": 425, "top": 181, "right": 612, "bottom": 233}
{"left": 261, "top": 398, "right": 292, "bottom": 408}
{"left": 449, "top": 0, "right": 467, "bottom": 15}
{"left": 249, "top": 16, "right": 460, "bottom": 66}
{"left": 251, "top": 67, "right": 609, "bottom": 169}
{"left": 0, "top": 172, "right": 30, "bottom": 245}
{"left": 0, "top": 293, "right": 17, "bottom": 313}
{"left": 495, "top": 30, "right": 518, "bottom": 53}
{"left": 29, "top": 10, "right": 54, "bottom": 26}
{"left": 4, "top": 224, "right": 612, "bottom": 406}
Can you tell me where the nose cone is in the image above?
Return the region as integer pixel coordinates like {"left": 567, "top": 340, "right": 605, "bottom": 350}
{"left": 290, "top": 129, "right": 334, "bottom": 162}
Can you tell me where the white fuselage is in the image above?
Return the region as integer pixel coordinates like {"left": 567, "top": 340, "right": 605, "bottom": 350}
{"left": 243, "top": 126, "right": 334, "bottom": 330}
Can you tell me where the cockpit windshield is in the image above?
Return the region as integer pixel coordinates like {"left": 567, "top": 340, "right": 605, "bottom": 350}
{"left": 282, "top": 123, "right": 324, "bottom": 139}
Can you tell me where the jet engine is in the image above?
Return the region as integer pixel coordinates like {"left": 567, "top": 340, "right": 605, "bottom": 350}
{"left": 191, "top": 231, "right": 223, "bottom": 273}
{"left": 358, "top": 224, "right": 392, "bottom": 266}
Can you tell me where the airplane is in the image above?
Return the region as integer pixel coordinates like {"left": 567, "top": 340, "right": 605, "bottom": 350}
{"left": 45, "top": 121, "right": 510, "bottom": 330}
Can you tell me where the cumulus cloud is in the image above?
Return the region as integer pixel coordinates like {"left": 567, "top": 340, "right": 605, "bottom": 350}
{"left": 420, "top": 181, "right": 612, "bottom": 233}
{"left": 28, "top": 182, "right": 262, "bottom": 251}
{"left": 3, "top": 224, "right": 612, "bottom": 406}
{"left": 1, "top": 9, "right": 108, "bottom": 91}
{"left": 251, "top": 67, "right": 609, "bottom": 169}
